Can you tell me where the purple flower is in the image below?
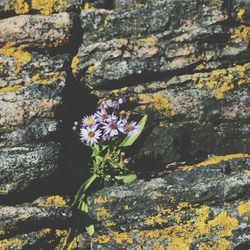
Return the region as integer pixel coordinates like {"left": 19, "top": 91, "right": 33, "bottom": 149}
{"left": 113, "top": 100, "right": 118, "bottom": 109}
{"left": 119, "top": 119, "right": 139, "bottom": 136}
{"left": 81, "top": 115, "right": 97, "bottom": 128}
{"left": 80, "top": 126, "right": 102, "bottom": 145}
{"left": 95, "top": 109, "right": 109, "bottom": 123}
{"left": 102, "top": 114, "right": 120, "bottom": 137}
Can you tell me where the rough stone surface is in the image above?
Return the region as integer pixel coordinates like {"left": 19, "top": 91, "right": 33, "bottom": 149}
{"left": 0, "top": 144, "right": 60, "bottom": 195}
{"left": 0, "top": 0, "right": 250, "bottom": 249}
{"left": 72, "top": 0, "right": 250, "bottom": 165}
{"left": 87, "top": 155, "right": 250, "bottom": 249}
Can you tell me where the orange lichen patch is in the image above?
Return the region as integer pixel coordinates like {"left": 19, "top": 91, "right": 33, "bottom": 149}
{"left": 180, "top": 153, "right": 250, "bottom": 171}
{"left": 231, "top": 25, "right": 250, "bottom": 43}
{"left": 0, "top": 85, "right": 22, "bottom": 93}
{"left": 86, "top": 65, "right": 95, "bottom": 74}
{"left": 71, "top": 56, "right": 79, "bottom": 74}
{"left": 31, "top": 0, "right": 67, "bottom": 15}
{"left": 96, "top": 207, "right": 111, "bottom": 220}
{"left": 37, "top": 195, "right": 67, "bottom": 207}
{"left": 193, "top": 65, "right": 250, "bottom": 99}
{"left": 94, "top": 196, "right": 113, "bottom": 204}
{"left": 199, "top": 239, "right": 230, "bottom": 250}
{"left": 238, "top": 200, "right": 250, "bottom": 217}
{"left": 138, "top": 93, "right": 175, "bottom": 116}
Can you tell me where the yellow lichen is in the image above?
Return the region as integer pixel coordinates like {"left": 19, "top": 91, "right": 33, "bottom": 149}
{"left": 181, "top": 153, "right": 250, "bottom": 171}
{"left": 124, "top": 205, "right": 129, "bottom": 211}
{"left": 231, "top": 25, "right": 250, "bottom": 43}
{"left": 103, "top": 221, "right": 116, "bottom": 227}
{"left": 0, "top": 238, "right": 25, "bottom": 249}
{"left": 139, "top": 37, "right": 156, "bottom": 44}
{"left": 238, "top": 200, "right": 250, "bottom": 217}
{"left": 153, "top": 242, "right": 165, "bottom": 250}
{"left": 83, "top": 2, "right": 95, "bottom": 11}
{"left": 199, "top": 239, "right": 230, "bottom": 250}
{"left": 0, "top": 85, "right": 22, "bottom": 93}
{"left": 37, "top": 195, "right": 67, "bottom": 207}
{"left": 14, "top": 0, "right": 30, "bottom": 14}
{"left": 96, "top": 207, "right": 111, "bottom": 220}
{"left": 112, "top": 89, "right": 120, "bottom": 96}
{"left": 113, "top": 232, "right": 133, "bottom": 244}
{"left": 5, "top": 0, "right": 30, "bottom": 14}
{"left": 92, "top": 234, "right": 111, "bottom": 244}
{"left": 31, "top": 0, "right": 67, "bottom": 15}
{"left": 236, "top": 9, "right": 245, "bottom": 22}
{"left": 71, "top": 56, "right": 79, "bottom": 74}
{"left": 193, "top": 65, "right": 250, "bottom": 99}
{"left": 94, "top": 196, "right": 113, "bottom": 204}
{"left": 0, "top": 42, "right": 31, "bottom": 74}
{"left": 138, "top": 93, "right": 175, "bottom": 116}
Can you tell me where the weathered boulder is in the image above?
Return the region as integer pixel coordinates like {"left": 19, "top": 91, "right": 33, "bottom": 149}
{"left": 0, "top": 13, "right": 74, "bottom": 48}
{"left": 0, "top": 11, "right": 73, "bottom": 198}
{"left": 0, "top": 195, "right": 72, "bottom": 249}
{"left": 72, "top": 0, "right": 250, "bottom": 165}
{"left": 86, "top": 154, "right": 250, "bottom": 249}
{"left": 0, "top": 144, "right": 60, "bottom": 196}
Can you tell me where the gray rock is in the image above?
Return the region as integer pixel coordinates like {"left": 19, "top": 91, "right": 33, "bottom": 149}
{"left": 0, "top": 13, "right": 74, "bottom": 49}
{"left": 0, "top": 143, "right": 60, "bottom": 196}
{"left": 86, "top": 156, "right": 250, "bottom": 249}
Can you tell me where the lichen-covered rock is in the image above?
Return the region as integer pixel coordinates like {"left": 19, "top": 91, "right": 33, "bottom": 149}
{"left": 0, "top": 144, "right": 60, "bottom": 195}
{"left": 0, "top": 195, "right": 72, "bottom": 249}
{"left": 86, "top": 154, "right": 250, "bottom": 249}
{"left": 72, "top": 0, "right": 250, "bottom": 165}
{"left": 0, "top": 0, "right": 81, "bottom": 16}
{"left": 0, "top": 13, "right": 74, "bottom": 49}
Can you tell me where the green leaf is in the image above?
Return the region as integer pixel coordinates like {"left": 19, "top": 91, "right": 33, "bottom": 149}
{"left": 86, "top": 224, "right": 95, "bottom": 236}
{"left": 72, "top": 174, "right": 97, "bottom": 207}
{"left": 115, "top": 174, "right": 137, "bottom": 184}
{"left": 119, "top": 115, "right": 148, "bottom": 147}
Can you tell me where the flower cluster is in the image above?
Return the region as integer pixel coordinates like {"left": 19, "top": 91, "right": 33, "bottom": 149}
{"left": 80, "top": 98, "right": 139, "bottom": 145}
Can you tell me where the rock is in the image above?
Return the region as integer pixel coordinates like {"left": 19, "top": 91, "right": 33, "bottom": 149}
{"left": 0, "top": 0, "right": 81, "bottom": 16}
{"left": 72, "top": 0, "right": 250, "bottom": 165}
{"left": 86, "top": 154, "right": 250, "bottom": 249}
{"left": 0, "top": 13, "right": 74, "bottom": 49}
{"left": 0, "top": 144, "right": 60, "bottom": 196}
{"left": 0, "top": 195, "right": 72, "bottom": 249}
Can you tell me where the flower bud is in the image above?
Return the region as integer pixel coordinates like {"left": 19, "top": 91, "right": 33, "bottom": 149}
{"left": 118, "top": 98, "right": 124, "bottom": 105}
{"left": 74, "top": 121, "right": 78, "bottom": 126}
{"left": 120, "top": 152, "right": 126, "bottom": 157}
{"left": 124, "top": 158, "right": 129, "bottom": 164}
{"left": 113, "top": 100, "right": 118, "bottom": 109}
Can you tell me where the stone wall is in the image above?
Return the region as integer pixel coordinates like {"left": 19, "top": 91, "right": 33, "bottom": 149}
{"left": 0, "top": 0, "right": 249, "bottom": 249}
